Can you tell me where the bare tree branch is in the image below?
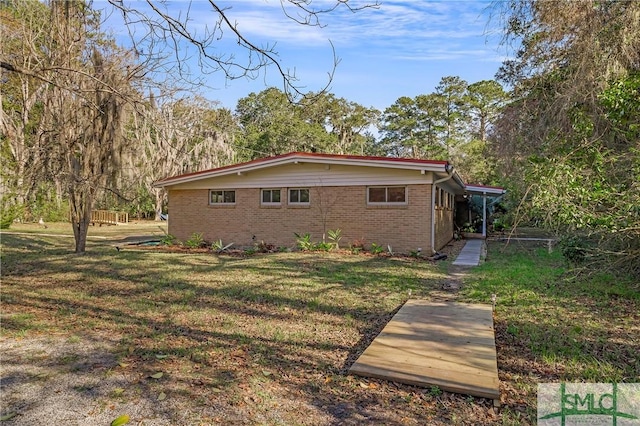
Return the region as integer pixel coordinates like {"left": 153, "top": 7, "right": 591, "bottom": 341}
{"left": 106, "top": 0, "right": 378, "bottom": 101}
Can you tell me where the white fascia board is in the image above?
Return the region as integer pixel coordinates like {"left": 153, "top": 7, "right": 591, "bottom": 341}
{"left": 465, "top": 185, "right": 506, "bottom": 195}
{"left": 156, "top": 155, "right": 448, "bottom": 188}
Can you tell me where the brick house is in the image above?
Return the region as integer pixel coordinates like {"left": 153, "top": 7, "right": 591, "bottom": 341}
{"left": 154, "top": 152, "right": 468, "bottom": 254}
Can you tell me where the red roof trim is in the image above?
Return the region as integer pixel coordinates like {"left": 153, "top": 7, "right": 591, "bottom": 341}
{"left": 155, "top": 153, "right": 286, "bottom": 184}
{"left": 155, "top": 151, "right": 450, "bottom": 185}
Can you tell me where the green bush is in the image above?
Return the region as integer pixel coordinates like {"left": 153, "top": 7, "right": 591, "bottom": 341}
{"left": 32, "top": 200, "right": 69, "bottom": 222}
{"left": 294, "top": 233, "right": 314, "bottom": 251}
{"left": 327, "top": 229, "right": 342, "bottom": 249}
{"left": 559, "top": 234, "right": 592, "bottom": 266}
{"left": 370, "top": 243, "right": 384, "bottom": 255}
{"left": 0, "top": 202, "right": 22, "bottom": 229}
{"left": 185, "top": 232, "right": 205, "bottom": 249}
{"left": 493, "top": 217, "right": 508, "bottom": 232}
{"left": 1, "top": 211, "right": 15, "bottom": 229}
{"left": 409, "top": 249, "right": 422, "bottom": 258}
{"left": 160, "top": 234, "right": 177, "bottom": 246}
{"left": 314, "top": 241, "right": 334, "bottom": 252}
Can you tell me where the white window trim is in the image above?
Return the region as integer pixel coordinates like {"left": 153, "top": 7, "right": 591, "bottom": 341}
{"left": 288, "top": 188, "right": 310, "bottom": 205}
{"left": 209, "top": 189, "right": 236, "bottom": 205}
{"left": 367, "top": 186, "right": 408, "bottom": 205}
{"left": 261, "top": 188, "right": 282, "bottom": 205}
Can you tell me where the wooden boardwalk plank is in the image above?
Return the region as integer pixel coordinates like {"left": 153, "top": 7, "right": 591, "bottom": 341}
{"left": 349, "top": 300, "right": 499, "bottom": 400}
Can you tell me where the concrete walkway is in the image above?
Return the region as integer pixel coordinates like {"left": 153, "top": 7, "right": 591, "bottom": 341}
{"left": 452, "top": 239, "right": 485, "bottom": 266}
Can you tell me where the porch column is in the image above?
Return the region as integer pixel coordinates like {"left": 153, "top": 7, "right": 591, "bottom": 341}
{"left": 482, "top": 191, "right": 487, "bottom": 237}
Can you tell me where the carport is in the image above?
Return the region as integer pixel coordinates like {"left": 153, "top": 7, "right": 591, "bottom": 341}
{"left": 461, "top": 185, "right": 506, "bottom": 237}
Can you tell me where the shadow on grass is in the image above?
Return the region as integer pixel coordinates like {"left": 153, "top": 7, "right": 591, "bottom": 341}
{"left": 1, "top": 234, "right": 454, "bottom": 425}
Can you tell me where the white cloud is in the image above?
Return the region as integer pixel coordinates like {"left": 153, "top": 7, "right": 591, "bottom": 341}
{"left": 209, "top": 0, "right": 497, "bottom": 47}
{"left": 94, "top": 0, "right": 506, "bottom": 109}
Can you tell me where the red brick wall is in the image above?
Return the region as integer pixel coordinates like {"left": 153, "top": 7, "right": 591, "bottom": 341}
{"left": 168, "top": 184, "right": 437, "bottom": 253}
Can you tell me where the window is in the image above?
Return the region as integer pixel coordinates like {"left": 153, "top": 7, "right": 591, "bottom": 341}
{"left": 261, "top": 189, "right": 281, "bottom": 204}
{"left": 436, "top": 187, "right": 452, "bottom": 209}
{"left": 289, "top": 188, "right": 310, "bottom": 204}
{"left": 209, "top": 190, "right": 235, "bottom": 205}
{"left": 367, "top": 186, "right": 407, "bottom": 204}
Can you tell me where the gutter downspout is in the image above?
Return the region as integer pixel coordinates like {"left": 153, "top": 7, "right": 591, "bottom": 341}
{"left": 482, "top": 191, "right": 487, "bottom": 238}
{"left": 431, "top": 165, "right": 455, "bottom": 254}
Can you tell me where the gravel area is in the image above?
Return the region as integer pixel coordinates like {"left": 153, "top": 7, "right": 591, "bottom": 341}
{"left": 0, "top": 335, "right": 180, "bottom": 425}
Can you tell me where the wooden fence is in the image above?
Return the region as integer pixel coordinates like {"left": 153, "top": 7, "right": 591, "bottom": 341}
{"left": 90, "top": 210, "right": 129, "bottom": 225}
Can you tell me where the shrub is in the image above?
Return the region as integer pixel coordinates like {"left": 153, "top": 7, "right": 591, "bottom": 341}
{"left": 160, "top": 234, "right": 177, "bottom": 246}
{"left": 254, "top": 240, "right": 276, "bottom": 253}
{"left": 327, "top": 229, "right": 342, "bottom": 249}
{"left": 409, "top": 248, "right": 423, "bottom": 258}
{"left": 559, "top": 234, "right": 591, "bottom": 266}
{"left": 315, "top": 241, "right": 334, "bottom": 252}
{"left": 493, "top": 218, "right": 507, "bottom": 232}
{"left": 462, "top": 222, "right": 476, "bottom": 233}
{"left": 0, "top": 201, "right": 24, "bottom": 229}
{"left": 0, "top": 215, "right": 13, "bottom": 229}
{"left": 185, "top": 232, "right": 205, "bottom": 249}
{"left": 294, "top": 233, "right": 314, "bottom": 251}
{"left": 211, "top": 239, "right": 234, "bottom": 253}
{"left": 348, "top": 238, "right": 366, "bottom": 254}
{"left": 33, "top": 200, "right": 70, "bottom": 222}
{"left": 1, "top": 209, "right": 15, "bottom": 229}
{"left": 370, "top": 243, "right": 384, "bottom": 255}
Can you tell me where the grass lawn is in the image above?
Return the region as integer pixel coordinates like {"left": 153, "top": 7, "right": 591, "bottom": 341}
{"left": 1, "top": 227, "right": 638, "bottom": 425}
{"left": 459, "top": 240, "right": 640, "bottom": 423}
{"left": 4, "top": 220, "right": 168, "bottom": 240}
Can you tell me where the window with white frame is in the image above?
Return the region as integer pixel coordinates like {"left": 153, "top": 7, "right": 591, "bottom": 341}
{"left": 261, "top": 189, "right": 281, "bottom": 204}
{"left": 367, "top": 186, "right": 407, "bottom": 204}
{"left": 288, "top": 188, "right": 310, "bottom": 205}
{"left": 209, "top": 190, "right": 236, "bottom": 205}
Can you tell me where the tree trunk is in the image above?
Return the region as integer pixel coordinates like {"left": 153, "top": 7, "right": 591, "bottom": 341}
{"left": 69, "top": 183, "right": 93, "bottom": 253}
{"left": 55, "top": 178, "right": 63, "bottom": 208}
{"left": 153, "top": 188, "right": 164, "bottom": 221}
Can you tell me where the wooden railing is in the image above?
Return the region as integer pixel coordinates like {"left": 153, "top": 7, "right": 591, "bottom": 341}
{"left": 90, "top": 210, "right": 128, "bottom": 225}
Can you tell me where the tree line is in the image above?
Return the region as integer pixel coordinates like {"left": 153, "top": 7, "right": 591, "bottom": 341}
{"left": 0, "top": 2, "right": 506, "bottom": 230}
{"left": 1, "top": 0, "right": 638, "bottom": 278}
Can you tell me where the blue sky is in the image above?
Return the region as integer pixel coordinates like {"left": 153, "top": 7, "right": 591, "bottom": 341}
{"left": 99, "top": 0, "right": 507, "bottom": 112}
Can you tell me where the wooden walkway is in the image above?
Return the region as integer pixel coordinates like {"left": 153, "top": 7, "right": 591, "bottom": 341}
{"left": 350, "top": 300, "right": 499, "bottom": 401}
